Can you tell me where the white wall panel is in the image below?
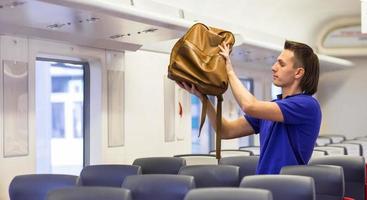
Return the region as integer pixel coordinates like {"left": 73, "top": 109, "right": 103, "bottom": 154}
{"left": 318, "top": 58, "right": 367, "bottom": 139}
{"left": 0, "top": 36, "right": 28, "bottom": 62}
{"left": 124, "top": 50, "right": 191, "bottom": 164}
{"left": 0, "top": 36, "right": 33, "bottom": 200}
{"left": 362, "top": 0, "right": 367, "bottom": 33}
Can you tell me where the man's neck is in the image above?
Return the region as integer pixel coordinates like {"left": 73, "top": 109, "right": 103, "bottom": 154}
{"left": 282, "top": 86, "right": 302, "bottom": 99}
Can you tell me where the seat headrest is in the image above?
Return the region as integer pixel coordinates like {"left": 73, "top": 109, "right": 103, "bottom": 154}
{"left": 122, "top": 174, "right": 195, "bottom": 200}
{"left": 132, "top": 157, "right": 186, "bottom": 174}
{"left": 184, "top": 188, "right": 273, "bottom": 200}
{"left": 47, "top": 186, "right": 132, "bottom": 200}
{"left": 78, "top": 164, "right": 141, "bottom": 187}
{"left": 9, "top": 174, "right": 78, "bottom": 200}
{"left": 240, "top": 175, "right": 315, "bottom": 200}
{"left": 309, "top": 156, "right": 365, "bottom": 182}
{"left": 280, "top": 165, "right": 344, "bottom": 198}
{"left": 179, "top": 165, "right": 240, "bottom": 187}
{"left": 219, "top": 156, "right": 259, "bottom": 179}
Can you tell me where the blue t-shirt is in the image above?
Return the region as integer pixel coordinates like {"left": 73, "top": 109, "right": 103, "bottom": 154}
{"left": 244, "top": 93, "right": 322, "bottom": 174}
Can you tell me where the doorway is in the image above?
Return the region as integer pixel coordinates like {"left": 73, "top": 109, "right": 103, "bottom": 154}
{"left": 35, "top": 58, "right": 89, "bottom": 175}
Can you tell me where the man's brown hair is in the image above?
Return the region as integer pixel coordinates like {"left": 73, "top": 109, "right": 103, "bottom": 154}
{"left": 284, "top": 40, "right": 319, "bottom": 95}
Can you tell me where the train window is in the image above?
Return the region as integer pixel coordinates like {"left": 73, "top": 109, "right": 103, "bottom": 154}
{"left": 239, "top": 78, "right": 254, "bottom": 147}
{"left": 51, "top": 103, "right": 65, "bottom": 138}
{"left": 271, "top": 83, "right": 282, "bottom": 100}
{"left": 191, "top": 78, "right": 256, "bottom": 153}
{"left": 191, "top": 95, "right": 213, "bottom": 153}
{"left": 35, "top": 58, "right": 89, "bottom": 175}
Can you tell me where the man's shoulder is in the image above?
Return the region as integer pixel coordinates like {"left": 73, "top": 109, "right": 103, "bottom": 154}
{"left": 285, "top": 94, "right": 319, "bottom": 104}
{"left": 279, "top": 94, "right": 321, "bottom": 113}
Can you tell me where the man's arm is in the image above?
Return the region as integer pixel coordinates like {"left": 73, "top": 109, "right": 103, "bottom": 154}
{"left": 219, "top": 44, "right": 284, "bottom": 122}
{"left": 178, "top": 82, "right": 255, "bottom": 139}
{"left": 202, "top": 95, "right": 255, "bottom": 139}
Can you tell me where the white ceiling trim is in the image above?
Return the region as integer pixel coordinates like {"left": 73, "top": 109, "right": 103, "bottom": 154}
{"left": 38, "top": 0, "right": 193, "bottom": 31}
{"left": 362, "top": 0, "right": 367, "bottom": 33}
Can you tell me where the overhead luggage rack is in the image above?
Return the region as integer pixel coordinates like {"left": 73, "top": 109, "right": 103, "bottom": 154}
{"left": 0, "top": 0, "right": 354, "bottom": 69}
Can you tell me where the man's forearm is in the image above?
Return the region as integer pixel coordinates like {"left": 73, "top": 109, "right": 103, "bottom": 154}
{"left": 227, "top": 63, "right": 257, "bottom": 113}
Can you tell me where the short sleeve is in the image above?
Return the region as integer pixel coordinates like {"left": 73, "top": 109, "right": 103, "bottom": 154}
{"left": 275, "top": 95, "right": 320, "bottom": 125}
{"left": 244, "top": 115, "right": 260, "bottom": 134}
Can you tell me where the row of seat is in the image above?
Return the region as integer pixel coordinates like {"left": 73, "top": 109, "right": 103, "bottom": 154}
{"left": 47, "top": 186, "right": 274, "bottom": 200}
{"left": 9, "top": 155, "right": 366, "bottom": 200}
{"left": 222, "top": 135, "right": 367, "bottom": 158}
{"left": 8, "top": 165, "right": 355, "bottom": 200}
{"left": 45, "top": 174, "right": 314, "bottom": 200}
{"left": 315, "top": 135, "right": 367, "bottom": 158}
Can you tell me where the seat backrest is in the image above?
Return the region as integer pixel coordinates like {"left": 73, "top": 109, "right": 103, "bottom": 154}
{"left": 209, "top": 150, "right": 253, "bottom": 157}
{"left": 311, "top": 149, "right": 328, "bottom": 158}
{"left": 77, "top": 165, "right": 141, "bottom": 187}
{"left": 309, "top": 156, "right": 365, "bottom": 200}
{"left": 323, "top": 135, "right": 346, "bottom": 143}
{"left": 328, "top": 143, "right": 361, "bottom": 156}
{"left": 122, "top": 174, "right": 195, "bottom": 200}
{"left": 240, "top": 175, "right": 315, "bottom": 200}
{"left": 280, "top": 165, "right": 344, "bottom": 200}
{"left": 184, "top": 188, "right": 273, "bottom": 200}
{"left": 316, "top": 137, "right": 332, "bottom": 146}
{"left": 345, "top": 140, "right": 367, "bottom": 157}
{"left": 174, "top": 154, "right": 217, "bottom": 165}
{"left": 239, "top": 146, "right": 261, "bottom": 156}
{"left": 219, "top": 156, "right": 259, "bottom": 179}
{"left": 179, "top": 165, "right": 239, "bottom": 187}
{"left": 132, "top": 157, "right": 186, "bottom": 174}
{"left": 47, "top": 186, "right": 132, "bottom": 200}
{"left": 314, "top": 146, "right": 346, "bottom": 155}
{"left": 9, "top": 174, "right": 78, "bottom": 200}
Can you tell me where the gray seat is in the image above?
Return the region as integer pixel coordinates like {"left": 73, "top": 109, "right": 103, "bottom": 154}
{"left": 314, "top": 146, "right": 346, "bottom": 155}
{"left": 174, "top": 154, "right": 217, "bottom": 165}
{"left": 311, "top": 149, "right": 328, "bottom": 158}
{"left": 179, "top": 165, "right": 240, "bottom": 187}
{"left": 309, "top": 156, "right": 365, "bottom": 200}
{"left": 316, "top": 137, "right": 332, "bottom": 146}
{"left": 322, "top": 135, "right": 346, "bottom": 143}
{"left": 239, "top": 146, "right": 261, "bottom": 156}
{"left": 9, "top": 174, "right": 77, "bottom": 200}
{"left": 240, "top": 175, "right": 315, "bottom": 200}
{"left": 122, "top": 174, "right": 195, "bottom": 200}
{"left": 345, "top": 140, "right": 367, "bottom": 159}
{"left": 47, "top": 186, "right": 132, "bottom": 200}
{"left": 280, "top": 165, "right": 344, "bottom": 200}
{"left": 209, "top": 149, "right": 253, "bottom": 157}
{"left": 132, "top": 157, "right": 186, "bottom": 174}
{"left": 77, "top": 164, "right": 141, "bottom": 187}
{"left": 328, "top": 143, "right": 362, "bottom": 156}
{"left": 219, "top": 156, "right": 259, "bottom": 179}
{"left": 184, "top": 188, "right": 273, "bottom": 200}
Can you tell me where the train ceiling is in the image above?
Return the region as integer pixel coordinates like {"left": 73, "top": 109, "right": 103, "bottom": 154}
{"left": 0, "top": 0, "right": 353, "bottom": 70}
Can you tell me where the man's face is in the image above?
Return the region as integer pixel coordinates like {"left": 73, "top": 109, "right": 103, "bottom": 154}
{"left": 271, "top": 50, "right": 302, "bottom": 87}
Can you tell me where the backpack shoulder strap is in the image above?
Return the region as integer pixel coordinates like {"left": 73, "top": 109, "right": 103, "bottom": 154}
{"left": 198, "top": 95, "right": 208, "bottom": 137}
{"left": 198, "top": 95, "right": 223, "bottom": 160}
{"left": 215, "top": 95, "right": 223, "bottom": 160}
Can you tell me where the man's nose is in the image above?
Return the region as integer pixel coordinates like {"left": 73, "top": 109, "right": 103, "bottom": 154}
{"left": 272, "top": 64, "right": 277, "bottom": 72}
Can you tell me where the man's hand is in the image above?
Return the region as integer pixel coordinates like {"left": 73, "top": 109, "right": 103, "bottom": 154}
{"left": 176, "top": 81, "right": 205, "bottom": 100}
{"left": 218, "top": 42, "right": 231, "bottom": 60}
{"left": 219, "top": 42, "right": 234, "bottom": 74}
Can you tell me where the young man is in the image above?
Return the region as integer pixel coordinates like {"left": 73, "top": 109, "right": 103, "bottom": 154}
{"left": 177, "top": 40, "right": 322, "bottom": 174}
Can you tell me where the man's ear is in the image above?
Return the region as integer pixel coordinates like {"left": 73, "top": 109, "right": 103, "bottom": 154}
{"left": 295, "top": 67, "right": 305, "bottom": 79}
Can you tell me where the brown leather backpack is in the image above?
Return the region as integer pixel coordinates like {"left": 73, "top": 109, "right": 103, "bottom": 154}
{"left": 168, "top": 23, "right": 235, "bottom": 159}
